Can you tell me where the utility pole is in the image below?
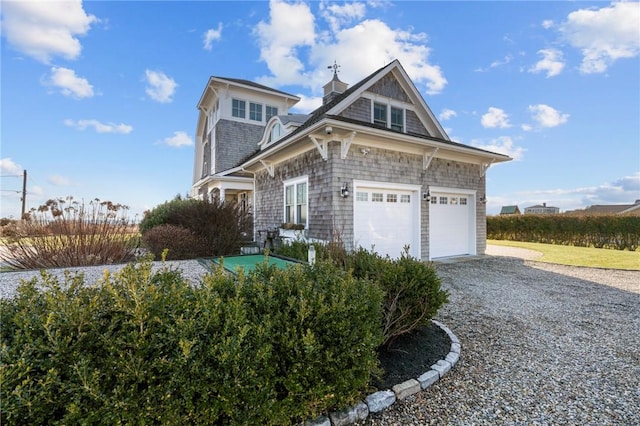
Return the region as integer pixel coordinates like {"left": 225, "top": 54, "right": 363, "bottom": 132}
{"left": 21, "top": 170, "right": 27, "bottom": 219}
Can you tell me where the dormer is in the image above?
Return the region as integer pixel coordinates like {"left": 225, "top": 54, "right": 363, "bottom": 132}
{"left": 258, "top": 114, "right": 309, "bottom": 150}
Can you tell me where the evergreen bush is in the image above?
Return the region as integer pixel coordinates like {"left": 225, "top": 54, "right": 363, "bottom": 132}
{"left": 1, "top": 257, "right": 383, "bottom": 424}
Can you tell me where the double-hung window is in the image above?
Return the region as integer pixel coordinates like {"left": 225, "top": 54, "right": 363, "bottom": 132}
{"left": 284, "top": 177, "right": 308, "bottom": 227}
{"left": 250, "top": 102, "right": 263, "bottom": 122}
{"left": 266, "top": 105, "right": 278, "bottom": 121}
{"left": 374, "top": 103, "right": 387, "bottom": 127}
{"left": 232, "top": 99, "right": 246, "bottom": 118}
{"left": 391, "top": 107, "right": 404, "bottom": 132}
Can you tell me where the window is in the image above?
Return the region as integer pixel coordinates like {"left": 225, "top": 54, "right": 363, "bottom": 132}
{"left": 450, "top": 197, "right": 458, "bottom": 205}
{"left": 250, "top": 102, "right": 262, "bottom": 121}
{"left": 460, "top": 197, "right": 468, "bottom": 205}
{"left": 372, "top": 193, "right": 384, "bottom": 202}
{"left": 266, "top": 105, "right": 278, "bottom": 121}
{"left": 387, "top": 194, "right": 397, "bottom": 203}
{"left": 431, "top": 197, "right": 437, "bottom": 204}
{"left": 391, "top": 107, "right": 404, "bottom": 132}
{"left": 269, "top": 123, "right": 281, "bottom": 143}
{"left": 439, "top": 196, "right": 448, "bottom": 205}
{"left": 374, "top": 103, "right": 387, "bottom": 127}
{"left": 232, "top": 99, "right": 245, "bottom": 118}
{"left": 400, "top": 194, "right": 411, "bottom": 203}
{"left": 284, "top": 178, "right": 307, "bottom": 226}
{"left": 356, "top": 192, "right": 368, "bottom": 202}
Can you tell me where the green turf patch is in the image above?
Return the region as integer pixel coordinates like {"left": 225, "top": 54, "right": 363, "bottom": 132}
{"left": 210, "top": 254, "right": 300, "bottom": 274}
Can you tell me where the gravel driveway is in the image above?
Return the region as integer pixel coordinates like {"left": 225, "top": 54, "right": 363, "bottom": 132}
{"left": 358, "top": 250, "right": 640, "bottom": 425}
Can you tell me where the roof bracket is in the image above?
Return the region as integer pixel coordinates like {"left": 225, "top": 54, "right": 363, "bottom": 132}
{"left": 481, "top": 160, "right": 494, "bottom": 177}
{"left": 423, "top": 148, "right": 439, "bottom": 170}
{"left": 341, "top": 131, "right": 356, "bottom": 159}
{"left": 309, "top": 135, "right": 328, "bottom": 160}
{"left": 259, "top": 160, "right": 275, "bottom": 178}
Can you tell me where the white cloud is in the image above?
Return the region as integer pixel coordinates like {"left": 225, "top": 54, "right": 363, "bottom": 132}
{"left": 45, "top": 67, "right": 94, "bottom": 98}
{"left": 481, "top": 107, "right": 511, "bottom": 129}
{"left": 290, "top": 94, "right": 323, "bottom": 113}
{"left": 439, "top": 109, "right": 457, "bottom": 121}
{"left": 0, "top": 158, "right": 23, "bottom": 175}
{"left": 542, "top": 20, "right": 554, "bottom": 29}
{"left": 0, "top": 0, "right": 97, "bottom": 63}
{"left": 253, "top": 0, "right": 447, "bottom": 96}
{"left": 144, "top": 70, "right": 177, "bottom": 103}
{"left": 512, "top": 172, "right": 640, "bottom": 212}
{"left": 254, "top": 0, "right": 316, "bottom": 87}
{"left": 472, "top": 136, "right": 524, "bottom": 161}
{"left": 203, "top": 23, "right": 223, "bottom": 51}
{"left": 560, "top": 2, "right": 640, "bottom": 74}
{"left": 528, "top": 104, "right": 569, "bottom": 128}
{"left": 319, "top": 0, "right": 366, "bottom": 33}
{"left": 48, "top": 175, "right": 72, "bottom": 186}
{"left": 64, "top": 119, "right": 133, "bottom": 134}
{"left": 161, "top": 131, "right": 193, "bottom": 147}
{"left": 529, "top": 48, "right": 565, "bottom": 77}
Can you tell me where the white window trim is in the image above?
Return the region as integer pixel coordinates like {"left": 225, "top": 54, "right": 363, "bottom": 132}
{"left": 283, "top": 176, "right": 308, "bottom": 228}
{"left": 367, "top": 96, "right": 407, "bottom": 132}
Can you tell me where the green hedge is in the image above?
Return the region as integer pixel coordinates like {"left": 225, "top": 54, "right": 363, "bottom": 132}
{"left": 277, "top": 242, "right": 449, "bottom": 348}
{"left": 487, "top": 215, "right": 640, "bottom": 250}
{"left": 1, "top": 257, "right": 383, "bottom": 424}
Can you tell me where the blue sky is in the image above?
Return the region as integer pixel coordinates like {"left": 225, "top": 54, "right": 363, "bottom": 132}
{"left": 1, "top": 0, "right": 639, "bottom": 219}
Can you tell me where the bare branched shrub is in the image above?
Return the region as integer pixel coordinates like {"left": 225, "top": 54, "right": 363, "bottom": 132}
{"left": 0, "top": 197, "right": 138, "bottom": 269}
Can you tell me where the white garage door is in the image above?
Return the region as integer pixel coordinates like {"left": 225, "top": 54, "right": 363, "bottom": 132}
{"left": 429, "top": 191, "right": 475, "bottom": 258}
{"left": 354, "top": 185, "right": 419, "bottom": 259}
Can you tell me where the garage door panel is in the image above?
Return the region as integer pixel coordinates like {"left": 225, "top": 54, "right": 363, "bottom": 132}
{"left": 429, "top": 192, "right": 474, "bottom": 258}
{"left": 354, "top": 187, "right": 417, "bottom": 259}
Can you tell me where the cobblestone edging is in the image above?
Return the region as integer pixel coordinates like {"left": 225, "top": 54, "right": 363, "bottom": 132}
{"left": 305, "top": 320, "right": 460, "bottom": 426}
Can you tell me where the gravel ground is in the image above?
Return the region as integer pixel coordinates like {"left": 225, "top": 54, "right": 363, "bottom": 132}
{"left": 0, "top": 259, "right": 211, "bottom": 299}
{"left": 357, "top": 253, "right": 640, "bottom": 425}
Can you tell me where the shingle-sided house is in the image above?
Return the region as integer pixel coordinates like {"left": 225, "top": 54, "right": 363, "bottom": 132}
{"left": 191, "top": 60, "right": 511, "bottom": 260}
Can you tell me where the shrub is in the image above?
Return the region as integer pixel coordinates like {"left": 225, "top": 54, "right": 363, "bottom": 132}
{"left": 140, "top": 197, "right": 252, "bottom": 257}
{"left": 1, "top": 257, "right": 383, "bottom": 424}
{"left": 487, "top": 214, "right": 640, "bottom": 250}
{"left": 277, "top": 241, "right": 449, "bottom": 349}
{"left": 141, "top": 224, "right": 208, "bottom": 260}
{"left": 0, "top": 197, "right": 137, "bottom": 269}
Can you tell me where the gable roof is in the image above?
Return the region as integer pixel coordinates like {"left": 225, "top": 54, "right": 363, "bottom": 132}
{"left": 500, "top": 205, "right": 521, "bottom": 214}
{"left": 238, "top": 59, "right": 511, "bottom": 171}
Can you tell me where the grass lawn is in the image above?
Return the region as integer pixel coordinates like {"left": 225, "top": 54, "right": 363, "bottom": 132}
{"left": 488, "top": 239, "right": 640, "bottom": 270}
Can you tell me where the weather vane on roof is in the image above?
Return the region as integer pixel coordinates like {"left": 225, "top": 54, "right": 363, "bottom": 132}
{"left": 328, "top": 61, "right": 340, "bottom": 76}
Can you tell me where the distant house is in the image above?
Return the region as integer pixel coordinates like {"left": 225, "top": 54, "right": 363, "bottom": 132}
{"left": 566, "top": 200, "right": 640, "bottom": 216}
{"left": 524, "top": 203, "right": 559, "bottom": 214}
{"left": 499, "top": 205, "right": 521, "bottom": 215}
{"left": 190, "top": 60, "right": 511, "bottom": 260}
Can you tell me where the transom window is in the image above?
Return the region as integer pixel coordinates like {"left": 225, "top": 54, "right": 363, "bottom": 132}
{"left": 460, "top": 197, "right": 468, "bottom": 205}
{"left": 372, "top": 193, "right": 384, "bottom": 202}
{"left": 284, "top": 178, "right": 308, "bottom": 227}
{"left": 439, "top": 196, "right": 448, "bottom": 205}
{"left": 250, "top": 102, "right": 262, "bottom": 121}
{"left": 356, "top": 192, "right": 368, "bottom": 202}
{"left": 400, "top": 194, "right": 411, "bottom": 203}
{"left": 387, "top": 194, "right": 397, "bottom": 203}
{"left": 232, "top": 99, "right": 246, "bottom": 118}
{"left": 266, "top": 105, "right": 278, "bottom": 121}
